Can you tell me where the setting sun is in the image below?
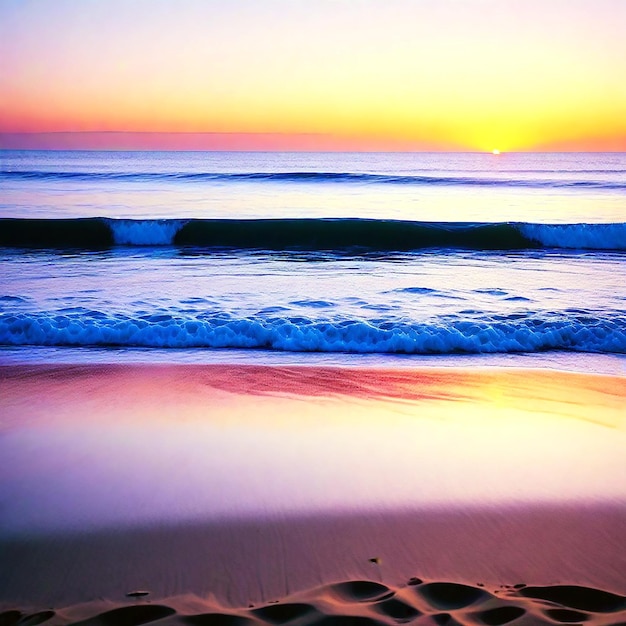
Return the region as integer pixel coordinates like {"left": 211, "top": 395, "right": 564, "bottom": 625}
{"left": 1, "top": 0, "right": 625, "bottom": 151}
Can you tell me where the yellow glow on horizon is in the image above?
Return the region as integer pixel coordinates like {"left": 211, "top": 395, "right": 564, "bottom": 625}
{"left": 1, "top": 0, "right": 625, "bottom": 151}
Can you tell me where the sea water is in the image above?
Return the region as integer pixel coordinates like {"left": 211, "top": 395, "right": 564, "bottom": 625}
{"left": 1, "top": 150, "right": 625, "bottom": 371}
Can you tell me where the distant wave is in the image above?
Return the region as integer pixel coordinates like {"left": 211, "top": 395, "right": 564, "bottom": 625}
{"left": 1, "top": 218, "right": 625, "bottom": 251}
{"left": 1, "top": 309, "right": 624, "bottom": 354}
{"left": 2, "top": 169, "right": 626, "bottom": 189}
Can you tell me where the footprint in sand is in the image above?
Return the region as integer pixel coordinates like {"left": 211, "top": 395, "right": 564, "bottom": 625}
{"left": 371, "top": 598, "right": 421, "bottom": 622}
{"left": 329, "top": 581, "right": 395, "bottom": 603}
{"left": 472, "top": 605, "right": 526, "bottom": 625}
{"left": 0, "top": 612, "right": 56, "bottom": 626}
{"left": 70, "top": 604, "right": 176, "bottom": 626}
{"left": 517, "top": 585, "right": 626, "bottom": 613}
{"left": 415, "top": 582, "right": 491, "bottom": 611}
{"left": 252, "top": 603, "right": 321, "bottom": 625}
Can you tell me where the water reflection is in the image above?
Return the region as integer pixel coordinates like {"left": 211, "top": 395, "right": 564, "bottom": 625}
{"left": 1, "top": 365, "right": 624, "bottom": 536}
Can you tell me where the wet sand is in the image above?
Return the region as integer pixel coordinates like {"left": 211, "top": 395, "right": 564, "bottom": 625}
{"left": 0, "top": 364, "right": 625, "bottom": 625}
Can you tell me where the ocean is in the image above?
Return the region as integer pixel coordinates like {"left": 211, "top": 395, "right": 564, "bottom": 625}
{"left": 1, "top": 150, "right": 625, "bottom": 372}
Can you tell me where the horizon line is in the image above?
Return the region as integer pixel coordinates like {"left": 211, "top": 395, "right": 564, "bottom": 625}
{"left": 2, "top": 131, "right": 625, "bottom": 153}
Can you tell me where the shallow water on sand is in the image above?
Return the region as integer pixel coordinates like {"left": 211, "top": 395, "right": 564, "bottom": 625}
{"left": 1, "top": 365, "right": 624, "bottom": 537}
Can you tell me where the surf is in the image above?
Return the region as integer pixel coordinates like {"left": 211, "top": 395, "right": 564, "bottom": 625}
{"left": 1, "top": 218, "right": 624, "bottom": 251}
{"left": 2, "top": 309, "right": 624, "bottom": 354}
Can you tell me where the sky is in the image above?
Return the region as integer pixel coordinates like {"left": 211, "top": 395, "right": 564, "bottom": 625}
{"left": 1, "top": 0, "right": 625, "bottom": 151}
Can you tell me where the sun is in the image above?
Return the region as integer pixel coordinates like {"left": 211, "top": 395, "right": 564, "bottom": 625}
{"left": 492, "top": 149, "right": 501, "bottom": 155}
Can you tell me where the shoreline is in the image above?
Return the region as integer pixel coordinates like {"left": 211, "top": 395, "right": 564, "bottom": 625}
{"left": 1, "top": 346, "right": 625, "bottom": 377}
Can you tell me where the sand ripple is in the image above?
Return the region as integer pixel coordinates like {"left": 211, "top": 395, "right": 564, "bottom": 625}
{"left": 3, "top": 578, "right": 626, "bottom": 626}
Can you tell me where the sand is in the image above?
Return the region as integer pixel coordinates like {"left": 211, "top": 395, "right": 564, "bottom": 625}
{"left": 0, "top": 364, "right": 625, "bottom": 625}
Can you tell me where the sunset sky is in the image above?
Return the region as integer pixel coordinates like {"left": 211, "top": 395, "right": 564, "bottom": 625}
{"left": 1, "top": 0, "right": 625, "bottom": 151}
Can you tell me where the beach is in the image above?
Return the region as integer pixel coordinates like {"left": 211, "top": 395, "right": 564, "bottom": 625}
{"left": 1, "top": 363, "right": 625, "bottom": 625}
{"left": 3, "top": 0, "right": 626, "bottom": 619}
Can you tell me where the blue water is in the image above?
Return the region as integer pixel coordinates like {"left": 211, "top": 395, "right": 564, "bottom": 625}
{"left": 1, "top": 150, "right": 625, "bottom": 371}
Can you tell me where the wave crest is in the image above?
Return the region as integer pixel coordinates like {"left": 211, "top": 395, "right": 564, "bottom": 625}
{"left": 0, "top": 218, "right": 624, "bottom": 251}
{"left": 3, "top": 169, "right": 626, "bottom": 190}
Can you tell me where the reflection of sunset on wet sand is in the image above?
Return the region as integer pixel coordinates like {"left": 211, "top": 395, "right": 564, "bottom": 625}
{"left": 1, "top": 364, "right": 624, "bottom": 620}
{"left": 2, "top": 364, "right": 624, "bottom": 532}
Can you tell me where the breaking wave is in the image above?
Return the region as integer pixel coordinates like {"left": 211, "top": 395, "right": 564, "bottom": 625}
{"left": 1, "top": 310, "right": 624, "bottom": 354}
{"left": 0, "top": 218, "right": 624, "bottom": 251}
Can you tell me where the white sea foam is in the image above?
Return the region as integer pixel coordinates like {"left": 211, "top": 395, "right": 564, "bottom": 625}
{"left": 2, "top": 313, "right": 624, "bottom": 354}
{"left": 519, "top": 223, "right": 626, "bottom": 250}
{"left": 109, "top": 219, "right": 186, "bottom": 246}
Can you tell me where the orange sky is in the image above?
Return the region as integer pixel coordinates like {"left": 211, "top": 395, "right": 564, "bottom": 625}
{"left": 1, "top": 0, "right": 625, "bottom": 151}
